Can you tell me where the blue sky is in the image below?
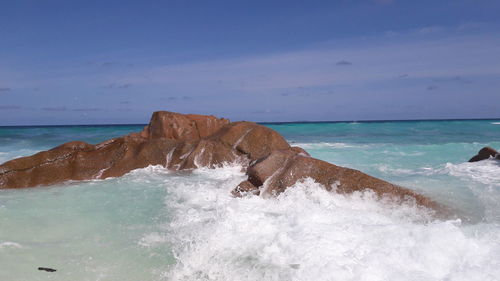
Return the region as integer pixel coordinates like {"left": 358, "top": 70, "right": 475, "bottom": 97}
{"left": 1, "top": 0, "right": 499, "bottom": 125}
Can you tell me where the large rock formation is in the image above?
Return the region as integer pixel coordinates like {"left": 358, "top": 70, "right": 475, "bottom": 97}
{"left": 0, "top": 111, "right": 440, "bottom": 211}
{"left": 468, "top": 147, "right": 499, "bottom": 162}
{"left": 0, "top": 112, "right": 288, "bottom": 188}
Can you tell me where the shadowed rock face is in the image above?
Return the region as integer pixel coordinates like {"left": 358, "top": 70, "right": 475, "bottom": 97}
{"left": 0, "top": 111, "right": 440, "bottom": 211}
{"left": 469, "top": 147, "right": 499, "bottom": 162}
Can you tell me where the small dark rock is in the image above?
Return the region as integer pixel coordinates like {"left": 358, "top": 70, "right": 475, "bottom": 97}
{"left": 469, "top": 147, "right": 499, "bottom": 162}
{"left": 38, "top": 267, "right": 56, "bottom": 272}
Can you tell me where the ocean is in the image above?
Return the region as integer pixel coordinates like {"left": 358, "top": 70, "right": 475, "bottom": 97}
{"left": 1, "top": 120, "right": 499, "bottom": 281}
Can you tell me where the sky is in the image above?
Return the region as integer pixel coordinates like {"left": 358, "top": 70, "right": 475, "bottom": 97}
{"left": 1, "top": 0, "right": 500, "bottom": 125}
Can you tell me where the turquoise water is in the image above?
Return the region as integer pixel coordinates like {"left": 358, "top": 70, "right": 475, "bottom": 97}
{"left": 1, "top": 120, "right": 500, "bottom": 280}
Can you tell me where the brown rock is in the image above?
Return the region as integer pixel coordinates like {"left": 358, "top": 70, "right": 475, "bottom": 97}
{"left": 239, "top": 148, "right": 440, "bottom": 210}
{"left": 209, "top": 122, "right": 290, "bottom": 160}
{"left": 246, "top": 149, "right": 297, "bottom": 187}
{"left": 0, "top": 111, "right": 233, "bottom": 188}
{"left": 0, "top": 113, "right": 294, "bottom": 188}
{"left": 142, "top": 111, "right": 229, "bottom": 140}
{"left": 231, "top": 180, "right": 260, "bottom": 197}
{"left": 164, "top": 139, "right": 245, "bottom": 170}
{"left": 0, "top": 135, "right": 179, "bottom": 188}
{"left": 469, "top": 147, "right": 499, "bottom": 162}
{"left": 0, "top": 113, "right": 288, "bottom": 188}
{"left": 290, "top": 146, "right": 310, "bottom": 156}
{"left": 98, "top": 136, "right": 178, "bottom": 178}
{"left": 0, "top": 141, "right": 97, "bottom": 188}
{"left": 161, "top": 121, "right": 290, "bottom": 170}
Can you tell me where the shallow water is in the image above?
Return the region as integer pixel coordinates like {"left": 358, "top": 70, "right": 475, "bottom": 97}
{"left": 1, "top": 120, "right": 499, "bottom": 280}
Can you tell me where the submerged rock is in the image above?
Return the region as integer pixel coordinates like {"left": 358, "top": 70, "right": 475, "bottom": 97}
{"left": 0, "top": 111, "right": 440, "bottom": 211}
{"left": 468, "top": 147, "right": 499, "bottom": 162}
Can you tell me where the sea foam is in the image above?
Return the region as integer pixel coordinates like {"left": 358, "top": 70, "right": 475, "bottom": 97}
{"left": 145, "top": 166, "right": 500, "bottom": 281}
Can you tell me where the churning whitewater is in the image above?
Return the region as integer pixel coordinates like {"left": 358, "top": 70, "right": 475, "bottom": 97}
{"left": 1, "top": 120, "right": 500, "bottom": 280}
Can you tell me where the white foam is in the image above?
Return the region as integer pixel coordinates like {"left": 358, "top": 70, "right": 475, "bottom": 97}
{"left": 0, "top": 149, "right": 41, "bottom": 162}
{"left": 293, "top": 142, "right": 367, "bottom": 149}
{"left": 443, "top": 160, "right": 500, "bottom": 222}
{"left": 0, "top": 241, "right": 23, "bottom": 249}
{"left": 138, "top": 232, "right": 169, "bottom": 248}
{"left": 376, "top": 160, "right": 500, "bottom": 183}
{"left": 148, "top": 167, "right": 500, "bottom": 281}
{"left": 381, "top": 150, "right": 425, "bottom": 156}
{"left": 445, "top": 160, "right": 500, "bottom": 186}
{"left": 491, "top": 122, "right": 500, "bottom": 125}
{"left": 377, "top": 164, "right": 438, "bottom": 176}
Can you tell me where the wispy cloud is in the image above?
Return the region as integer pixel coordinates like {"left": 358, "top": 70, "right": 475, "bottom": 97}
{"left": 336, "top": 60, "right": 352, "bottom": 65}
{"left": 119, "top": 32, "right": 499, "bottom": 98}
{"left": 101, "top": 62, "right": 118, "bottom": 67}
{"left": 4, "top": 25, "right": 499, "bottom": 122}
{"left": 99, "top": 62, "right": 134, "bottom": 68}
{"left": 417, "top": 26, "right": 446, "bottom": 35}
{"left": 0, "top": 105, "right": 21, "bottom": 110}
{"left": 432, "top": 75, "right": 472, "bottom": 84}
{"left": 103, "top": 83, "right": 133, "bottom": 89}
{"left": 278, "top": 86, "right": 332, "bottom": 97}
{"left": 252, "top": 109, "right": 282, "bottom": 114}
{"left": 457, "top": 22, "right": 487, "bottom": 32}
{"left": 117, "top": 83, "right": 132, "bottom": 89}
{"left": 374, "top": 0, "right": 393, "bottom": 4}
{"left": 163, "top": 96, "right": 194, "bottom": 102}
{"left": 0, "top": 87, "right": 11, "bottom": 92}
{"left": 41, "top": 106, "right": 68, "bottom": 111}
{"left": 72, "top": 108, "right": 103, "bottom": 112}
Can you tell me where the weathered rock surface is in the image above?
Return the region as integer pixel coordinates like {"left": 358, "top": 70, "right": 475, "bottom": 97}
{"left": 0, "top": 112, "right": 287, "bottom": 188}
{"left": 232, "top": 148, "right": 440, "bottom": 210}
{"left": 469, "top": 147, "right": 499, "bottom": 162}
{"left": 0, "top": 111, "right": 440, "bottom": 211}
{"left": 207, "top": 121, "right": 290, "bottom": 160}
{"left": 139, "top": 111, "right": 230, "bottom": 140}
{"left": 0, "top": 135, "right": 178, "bottom": 188}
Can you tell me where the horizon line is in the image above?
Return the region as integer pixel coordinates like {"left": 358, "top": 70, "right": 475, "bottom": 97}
{"left": 1, "top": 117, "right": 500, "bottom": 128}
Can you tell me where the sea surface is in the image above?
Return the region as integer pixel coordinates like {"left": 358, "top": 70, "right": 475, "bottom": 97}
{"left": 1, "top": 120, "right": 500, "bottom": 281}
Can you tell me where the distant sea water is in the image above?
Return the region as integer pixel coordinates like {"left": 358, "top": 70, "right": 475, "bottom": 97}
{"left": 1, "top": 120, "right": 500, "bottom": 281}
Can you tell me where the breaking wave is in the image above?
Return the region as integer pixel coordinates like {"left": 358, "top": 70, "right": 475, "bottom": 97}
{"left": 129, "top": 166, "right": 500, "bottom": 281}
